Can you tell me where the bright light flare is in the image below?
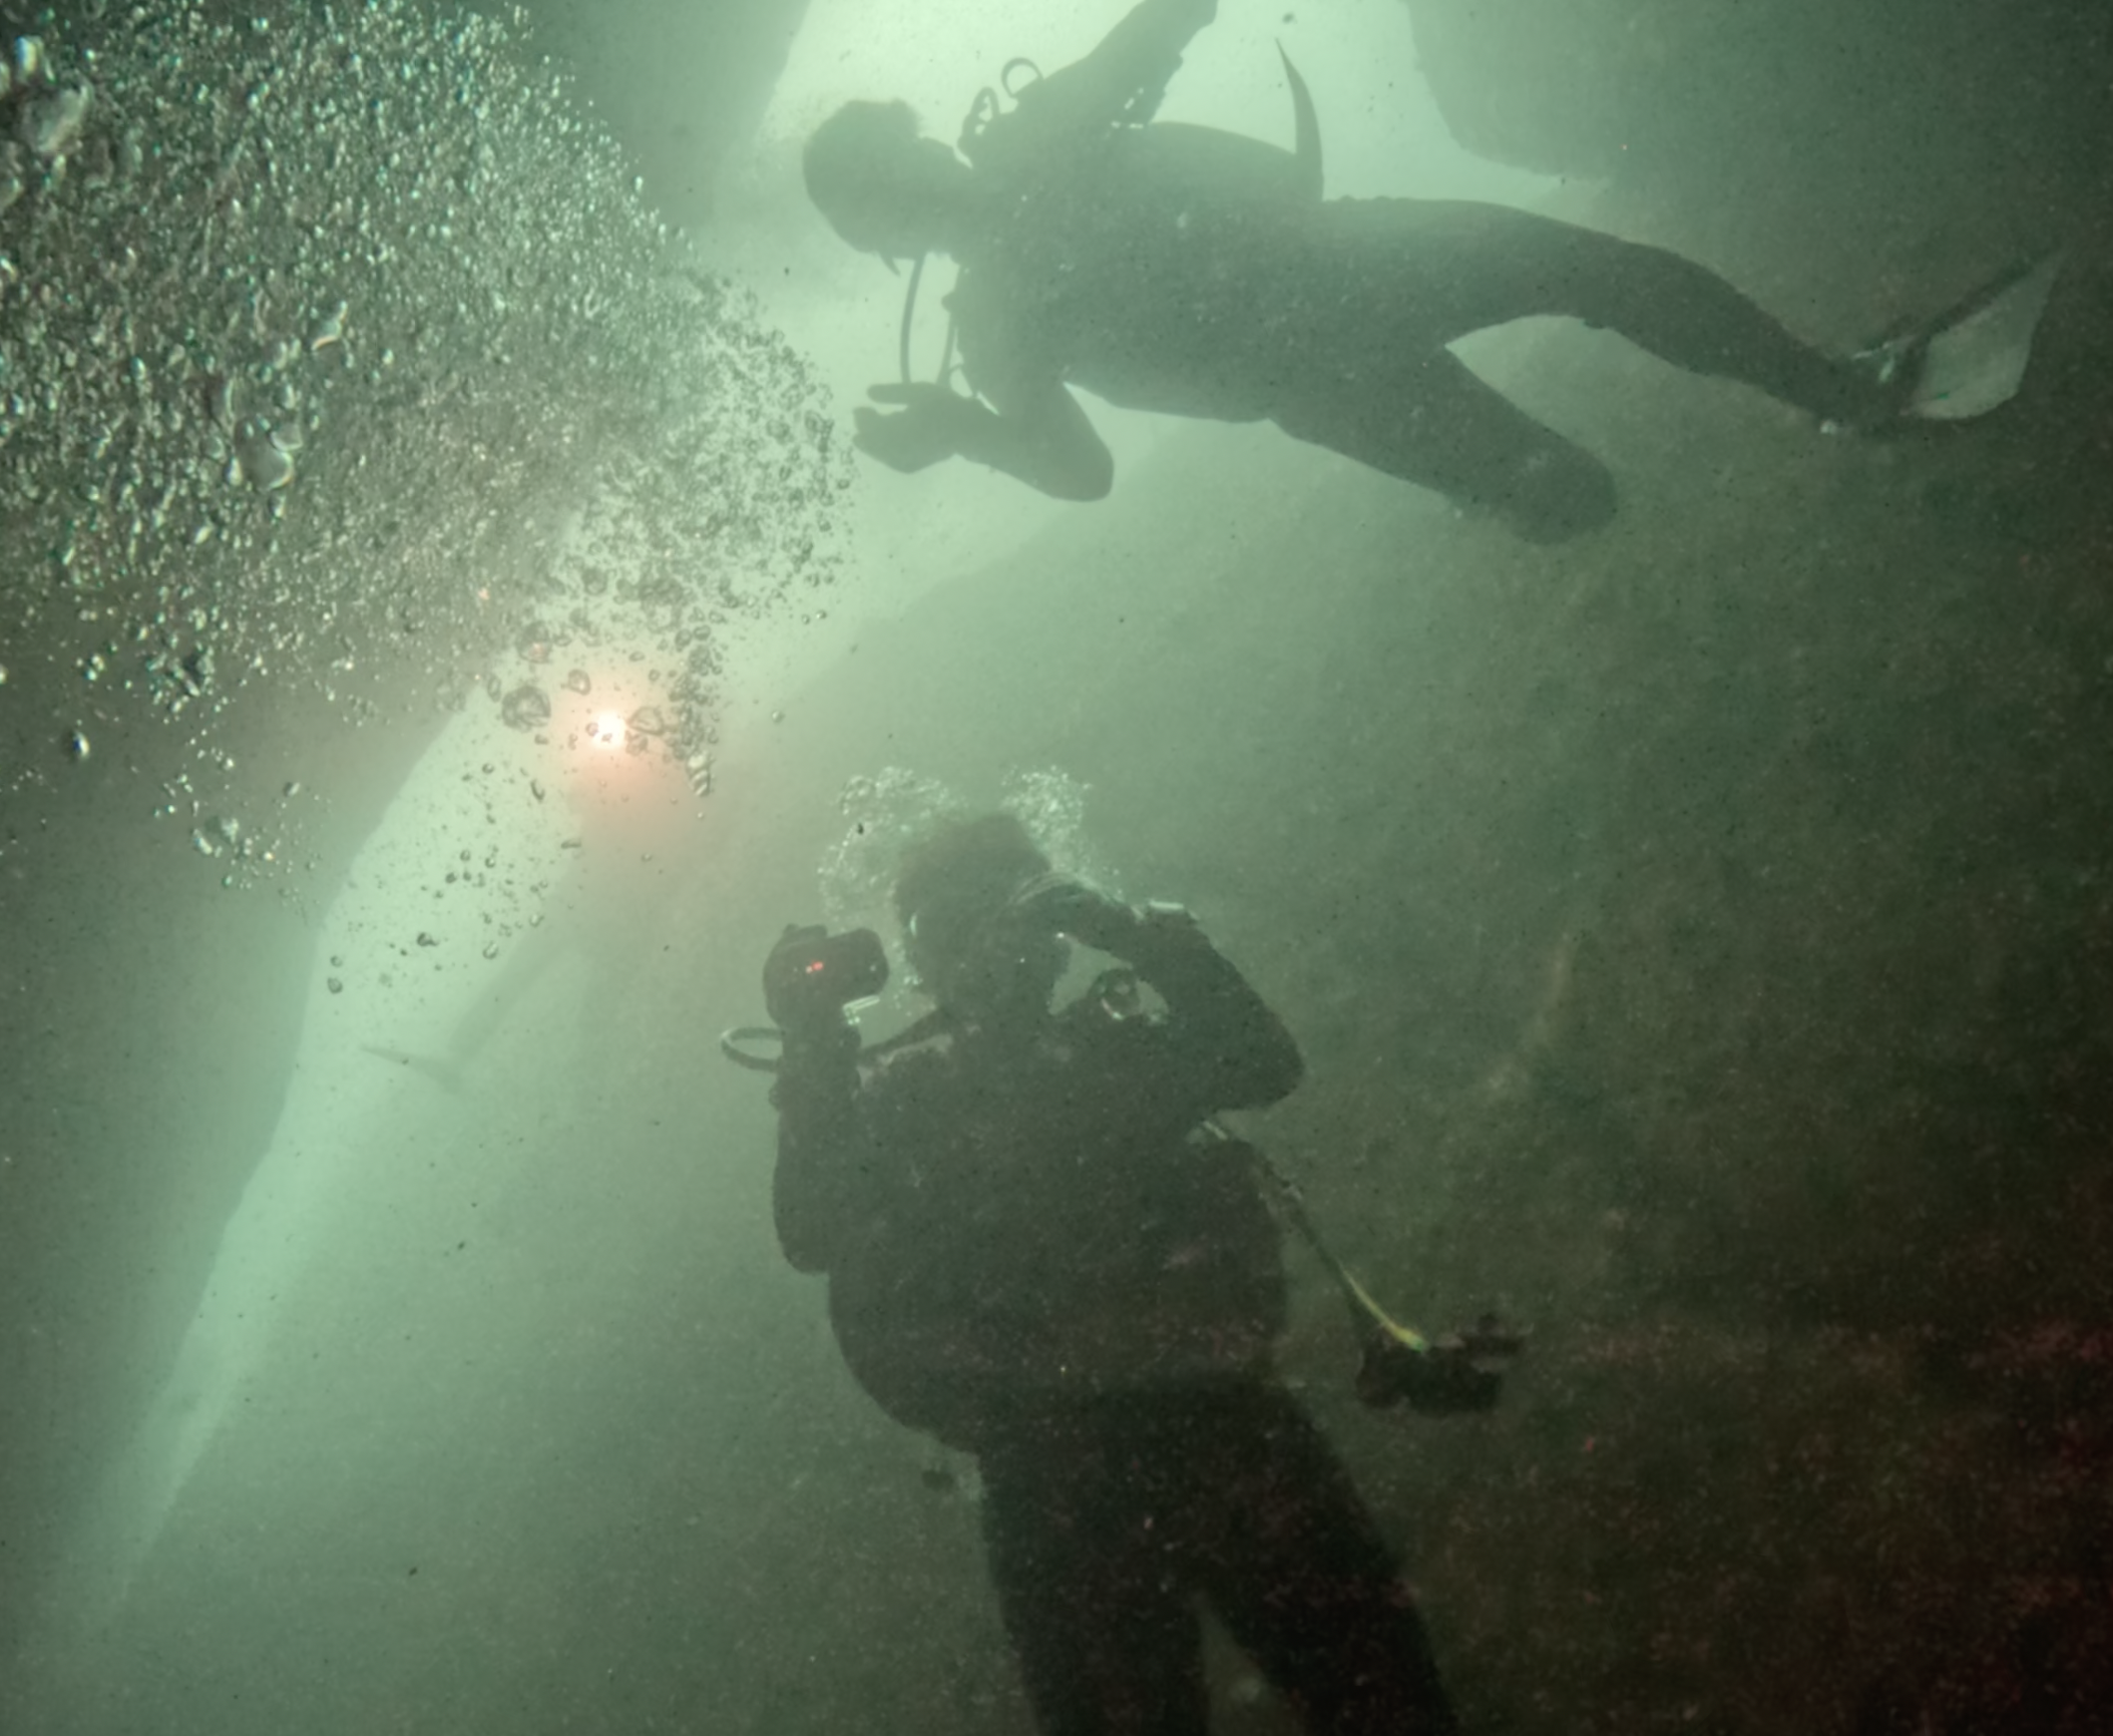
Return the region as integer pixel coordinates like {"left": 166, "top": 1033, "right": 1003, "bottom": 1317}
{"left": 590, "top": 711, "right": 627, "bottom": 750}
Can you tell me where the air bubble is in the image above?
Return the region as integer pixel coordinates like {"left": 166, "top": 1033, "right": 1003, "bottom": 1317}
{"left": 500, "top": 684, "right": 550, "bottom": 730}
{"left": 23, "top": 86, "right": 93, "bottom": 161}
{"left": 0, "top": 1, "right": 848, "bottom": 885}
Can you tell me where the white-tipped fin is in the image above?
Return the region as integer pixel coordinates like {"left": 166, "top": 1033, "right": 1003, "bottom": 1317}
{"left": 1909, "top": 251, "right": 2065, "bottom": 421}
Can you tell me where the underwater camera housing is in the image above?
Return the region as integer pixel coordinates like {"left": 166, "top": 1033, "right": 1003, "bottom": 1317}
{"left": 763, "top": 924, "right": 891, "bottom": 1028}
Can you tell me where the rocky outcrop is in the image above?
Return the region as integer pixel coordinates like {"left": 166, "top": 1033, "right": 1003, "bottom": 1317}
{"left": 1404, "top": 0, "right": 2110, "bottom": 217}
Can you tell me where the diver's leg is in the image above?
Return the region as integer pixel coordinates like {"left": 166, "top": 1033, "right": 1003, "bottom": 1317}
{"left": 978, "top": 1409, "right": 1212, "bottom": 1736}
{"left": 1185, "top": 1383, "right": 1461, "bottom": 1736}
{"left": 1384, "top": 200, "right": 1892, "bottom": 424}
{"left": 1272, "top": 348, "right": 1617, "bottom": 543}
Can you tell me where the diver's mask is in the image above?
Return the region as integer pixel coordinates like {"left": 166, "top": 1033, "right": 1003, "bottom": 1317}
{"left": 904, "top": 876, "right": 1066, "bottom": 1026}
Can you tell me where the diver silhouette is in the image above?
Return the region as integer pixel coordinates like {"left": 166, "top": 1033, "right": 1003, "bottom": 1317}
{"left": 804, "top": 0, "right": 2057, "bottom": 543}
{"left": 760, "top": 813, "right": 1494, "bottom": 1734}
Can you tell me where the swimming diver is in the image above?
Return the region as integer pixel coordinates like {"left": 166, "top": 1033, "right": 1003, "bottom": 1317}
{"left": 803, "top": 0, "right": 2061, "bottom": 543}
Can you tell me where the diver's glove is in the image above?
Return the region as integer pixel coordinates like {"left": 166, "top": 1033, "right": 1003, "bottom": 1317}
{"left": 1005, "top": 872, "right": 1141, "bottom": 955}
{"left": 1356, "top": 1316, "right": 1523, "bottom": 1416}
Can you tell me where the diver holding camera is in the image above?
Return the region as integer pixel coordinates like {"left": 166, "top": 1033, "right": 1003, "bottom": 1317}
{"left": 747, "top": 812, "right": 1513, "bottom": 1734}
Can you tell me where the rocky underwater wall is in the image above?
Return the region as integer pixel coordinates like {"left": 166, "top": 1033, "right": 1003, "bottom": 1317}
{"left": 3, "top": 3, "right": 2111, "bottom": 1733}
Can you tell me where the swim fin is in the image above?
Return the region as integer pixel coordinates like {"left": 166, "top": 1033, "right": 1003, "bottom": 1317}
{"left": 1865, "top": 251, "right": 2065, "bottom": 424}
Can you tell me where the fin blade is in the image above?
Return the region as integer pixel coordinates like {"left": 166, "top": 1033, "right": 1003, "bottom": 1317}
{"left": 1909, "top": 250, "right": 2065, "bottom": 422}
{"left": 1276, "top": 42, "right": 1324, "bottom": 202}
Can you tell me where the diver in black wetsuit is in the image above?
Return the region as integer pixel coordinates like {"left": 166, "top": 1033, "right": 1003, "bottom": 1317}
{"left": 765, "top": 812, "right": 1473, "bottom": 1734}
{"left": 801, "top": 0, "right": 1916, "bottom": 543}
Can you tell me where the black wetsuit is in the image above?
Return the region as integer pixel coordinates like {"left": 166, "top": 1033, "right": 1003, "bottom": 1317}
{"left": 772, "top": 913, "right": 1460, "bottom": 1734}
{"left": 949, "top": 0, "right": 1885, "bottom": 539}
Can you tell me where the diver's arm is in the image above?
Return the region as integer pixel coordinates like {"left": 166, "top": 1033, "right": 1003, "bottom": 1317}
{"left": 952, "top": 382, "right": 1113, "bottom": 500}
{"left": 770, "top": 1023, "right": 866, "bottom": 1273}
{"left": 1124, "top": 905, "right": 1305, "bottom": 1108}
{"left": 1018, "top": 880, "right": 1303, "bottom": 1106}
{"left": 855, "top": 380, "right": 1113, "bottom": 501}
{"left": 1035, "top": 0, "right": 1219, "bottom": 132}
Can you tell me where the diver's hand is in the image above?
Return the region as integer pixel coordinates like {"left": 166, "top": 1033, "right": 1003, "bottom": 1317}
{"left": 1008, "top": 873, "right": 1141, "bottom": 955}
{"left": 1356, "top": 1315, "right": 1523, "bottom": 1416}
{"left": 853, "top": 383, "right": 984, "bottom": 473}
{"left": 1358, "top": 1335, "right": 1504, "bottom": 1416}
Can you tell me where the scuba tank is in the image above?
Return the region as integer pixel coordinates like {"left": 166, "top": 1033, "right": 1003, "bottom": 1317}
{"left": 894, "top": 43, "right": 1328, "bottom": 391}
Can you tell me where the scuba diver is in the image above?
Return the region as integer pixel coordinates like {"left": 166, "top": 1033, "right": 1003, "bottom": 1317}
{"left": 745, "top": 812, "right": 1511, "bottom": 1734}
{"left": 803, "top": 0, "right": 2062, "bottom": 543}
